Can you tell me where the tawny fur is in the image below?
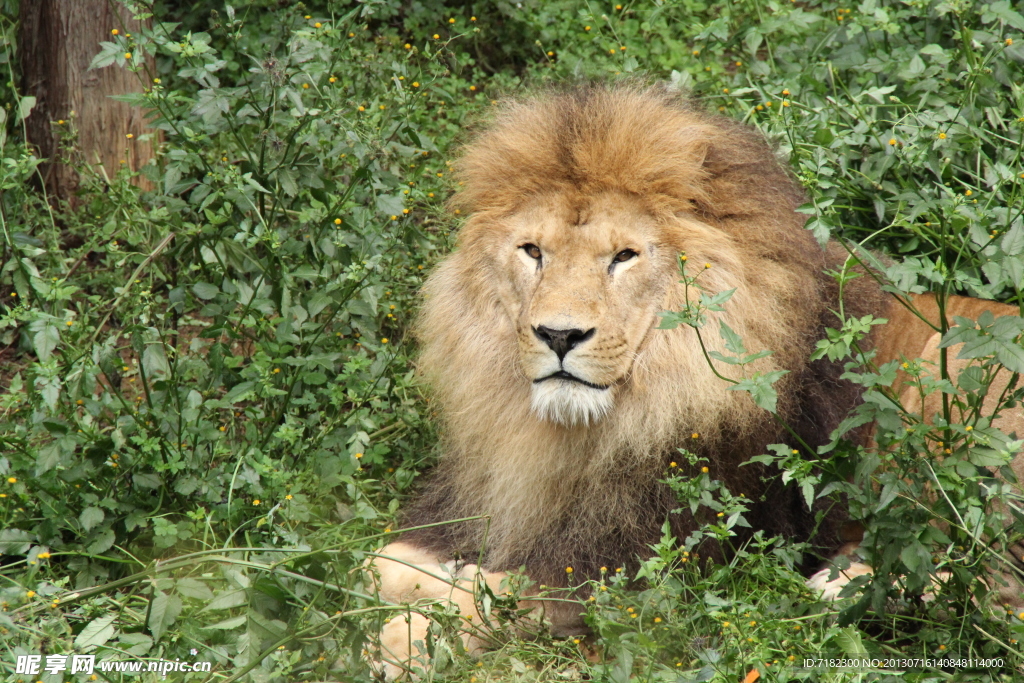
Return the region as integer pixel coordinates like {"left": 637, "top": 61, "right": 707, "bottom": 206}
{"left": 400, "top": 84, "right": 886, "bottom": 634}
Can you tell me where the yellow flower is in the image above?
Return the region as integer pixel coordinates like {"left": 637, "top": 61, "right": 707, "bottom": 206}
{"left": 782, "top": 100, "right": 790, "bottom": 107}
{"left": 334, "top": 218, "right": 342, "bottom": 225}
{"left": 302, "top": 83, "right": 310, "bottom": 89}
{"left": 471, "top": 16, "right": 477, "bottom": 21}
{"left": 358, "top": 106, "right": 365, "bottom": 112}
{"left": 253, "top": 499, "right": 260, "bottom": 506}
{"left": 314, "top": 22, "right": 321, "bottom": 28}
{"left": 782, "top": 89, "right": 790, "bottom": 95}
{"left": 124, "top": 52, "right": 132, "bottom": 59}
{"left": 938, "top": 132, "right": 946, "bottom": 139}
{"left": 354, "top": 453, "right": 363, "bottom": 459}
{"left": 404, "top": 43, "right": 411, "bottom": 49}
{"left": 1007, "top": 38, "right": 1014, "bottom": 46}
{"left": 26, "top": 591, "right": 36, "bottom": 598}
{"left": 449, "top": 17, "right": 455, "bottom": 23}
{"left": 112, "top": 29, "right": 119, "bottom": 35}
{"left": 701, "top": 466, "right": 709, "bottom": 473}
{"left": 37, "top": 552, "right": 51, "bottom": 559}
{"left": 565, "top": 566, "right": 574, "bottom": 573}
{"left": 285, "top": 494, "right": 293, "bottom": 500}
{"left": 616, "top": 3, "right": 623, "bottom": 8}
{"left": 716, "top": 512, "right": 724, "bottom": 517}
{"left": 669, "top": 461, "right": 677, "bottom": 468}
{"left": 792, "top": 449, "right": 799, "bottom": 454}
{"left": 888, "top": 138, "right": 897, "bottom": 145}
{"left": 329, "top": 76, "right": 336, "bottom": 83}
{"left": 620, "top": 46, "right": 626, "bottom": 51}
{"left": 402, "top": 208, "right": 410, "bottom": 214}
{"left": 381, "top": 338, "right": 389, "bottom": 344}
{"left": 348, "top": 32, "right": 354, "bottom": 37}
{"left": 965, "top": 189, "right": 973, "bottom": 196}
{"left": 412, "top": 81, "right": 420, "bottom": 87}
{"left": 654, "top": 617, "right": 662, "bottom": 623}
{"left": 692, "top": 432, "right": 700, "bottom": 438}
{"left": 433, "top": 34, "right": 440, "bottom": 39}
{"left": 735, "top": 60, "right": 743, "bottom": 66}
{"left": 390, "top": 215, "right": 398, "bottom": 220}
{"left": 966, "top": 425, "right": 973, "bottom": 431}
{"left": 304, "top": 14, "right": 311, "bottom": 19}
{"left": 692, "top": 50, "right": 699, "bottom": 56}
{"left": 6, "top": 477, "right": 15, "bottom": 484}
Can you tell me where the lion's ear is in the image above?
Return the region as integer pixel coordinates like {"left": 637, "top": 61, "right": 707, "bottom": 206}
{"left": 690, "top": 128, "right": 805, "bottom": 220}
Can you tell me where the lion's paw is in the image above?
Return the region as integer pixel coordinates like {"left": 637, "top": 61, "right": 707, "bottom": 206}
{"left": 369, "top": 613, "right": 432, "bottom": 681}
{"left": 806, "top": 561, "right": 874, "bottom": 600}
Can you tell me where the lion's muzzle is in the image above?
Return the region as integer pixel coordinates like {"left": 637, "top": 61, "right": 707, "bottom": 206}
{"left": 532, "top": 325, "right": 596, "bottom": 360}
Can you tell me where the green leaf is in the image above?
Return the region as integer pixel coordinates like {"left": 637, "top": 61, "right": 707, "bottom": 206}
{"left": 17, "top": 96, "right": 36, "bottom": 122}
{"left": 87, "top": 528, "right": 116, "bottom": 554}
{"left": 176, "top": 578, "right": 215, "bottom": 600}
{"left": 719, "top": 320, "right": 746, "bottom": 355}
{"left": 75, "top": 615, "right": 117, "bottom": 650}
{"left": 148, "top": 590, "right": 182, "bottom": 641}
{"left": 192, "top": 282, "right": 219, "bottom": 300}
{"left": 79, "top": 506, "right": 105, "bottom": 532}
{"left": 30, "top": 318, "right": 60, "bottom": 362}
{"left": 202, "top": 614, "right": 247, "bottom": 630}
{"left": 729, "top": 370, "right": 788, "bottom": 413}
{"left": 200, "top": 589, "right": 248, "bottom": 612}
{"left": 87, "top": 42, "right": 121, "bottom": 70}
{"left": 969, "top": 448, "right": 1009, "bottom": 467}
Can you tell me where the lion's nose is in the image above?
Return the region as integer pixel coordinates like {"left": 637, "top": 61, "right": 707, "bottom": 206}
{"left": 532, "top": 325, "right": 595, "bottom": 361}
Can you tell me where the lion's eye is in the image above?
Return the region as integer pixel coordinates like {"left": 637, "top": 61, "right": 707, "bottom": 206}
{"left": 521, "top": 243, "right": 542, "bottom": 260}
{"left": 613, "top": 249, "right": 637, "bottom": 264}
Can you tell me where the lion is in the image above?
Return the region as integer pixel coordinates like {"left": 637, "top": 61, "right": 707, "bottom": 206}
{"left": 368, "top": 84, "right": 1024, "bottom": 677}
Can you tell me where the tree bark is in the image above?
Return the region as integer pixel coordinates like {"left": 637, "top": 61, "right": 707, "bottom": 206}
{"left": 19, "top": 0, "right": 156, "bottom": 203}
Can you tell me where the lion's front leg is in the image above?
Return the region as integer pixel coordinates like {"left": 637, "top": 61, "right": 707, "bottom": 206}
{"left": 367, "top": 542, "right": 511, "bottom": 679}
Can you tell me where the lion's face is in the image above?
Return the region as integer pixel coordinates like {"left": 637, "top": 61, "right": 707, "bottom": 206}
{"left": 492, "top": 192, "right": 676, "bottom": 426}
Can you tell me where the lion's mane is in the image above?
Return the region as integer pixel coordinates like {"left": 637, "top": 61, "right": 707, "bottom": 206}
{"left": 402, "top": 84, "right": 885, "bottom": 627}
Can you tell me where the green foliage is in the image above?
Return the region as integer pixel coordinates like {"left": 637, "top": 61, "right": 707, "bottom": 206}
{"left": 2, "top": 0, "right": 1024, "bottom": 681}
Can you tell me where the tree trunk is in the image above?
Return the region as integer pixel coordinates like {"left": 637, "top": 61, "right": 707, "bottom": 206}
{"left": 19, "top": 0, "right": 156, "bottom": 203}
